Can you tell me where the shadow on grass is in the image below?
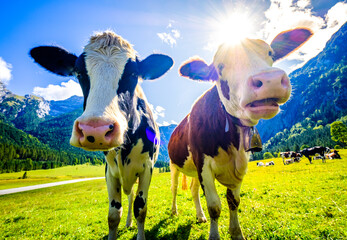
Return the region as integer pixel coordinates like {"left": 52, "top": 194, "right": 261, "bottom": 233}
{"left": 102, "top": 217, "right": 194, "bottom": 240}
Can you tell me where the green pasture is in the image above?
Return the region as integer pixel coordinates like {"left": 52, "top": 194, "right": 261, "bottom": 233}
{"left": 0, "top": 164, "right": 105, "bottom": 190}
{"left": 0, "top": 150, "right": 346, "bottom": 239}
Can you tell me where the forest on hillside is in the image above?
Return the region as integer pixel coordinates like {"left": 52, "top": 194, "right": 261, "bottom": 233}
{"left": 252, "top": 116, "right": 347, "bottom": 160}
{"left": 0, "top": 121, "right": 104, "bottom": 173}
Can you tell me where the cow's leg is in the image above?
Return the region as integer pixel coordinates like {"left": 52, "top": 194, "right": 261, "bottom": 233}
{"left": 170, "top": 162, "right": 179, "bottom": 216}
{"left": 126, "top": 187, "right": 134, "bottom": 227}
{"left": 106, "top": 169, "right": 122, "bottom": 240}
{"left": 227, "top": 188, "right": 244, "bottom": 240}
{"left": 190, "top": 177, "right": 207, "bottom": 223}
{"left": 322, "top": 154, "right": 326, "bottom": 163}
{"left": 200, "top": 164, "right": 221, "bottom": 240}
{"left": 134, "top": 160, "right": 153, "bottom": 240}
{"left": 309, "top": 156, "right": 312, "bottom": 164}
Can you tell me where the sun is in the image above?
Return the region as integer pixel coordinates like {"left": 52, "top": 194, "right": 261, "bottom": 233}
{"left": 211, "top": 12, "right": 254, "bottom": 45}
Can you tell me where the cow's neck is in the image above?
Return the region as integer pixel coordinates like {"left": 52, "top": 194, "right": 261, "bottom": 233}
{"left": 219, "top": 94, "right": 262, "bottom": 153}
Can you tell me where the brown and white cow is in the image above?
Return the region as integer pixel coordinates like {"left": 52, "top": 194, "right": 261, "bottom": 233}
{"left": 30, "top": 31, "right": 173, "bottom": 240}
{"left": 326, "top": 149, "right": 341, "bottom": 159}
{"left": 168, "top": 28, "right": 311, "bottom": 239}
{"left": 280, "top": 151, "right": 302, "bottom": 165}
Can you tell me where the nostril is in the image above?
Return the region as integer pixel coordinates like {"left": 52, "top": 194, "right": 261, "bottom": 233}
{"left": 76, "top": 122, "right": 84, "bottom": 138}
{"left": 87, "top": 136, "right": 95, "bottom": 143}
{"left": 105, "top": 124, "right": 116, "bottom": 138}
{"left": 253, "top": 79, "right": 263, "bottom": 88}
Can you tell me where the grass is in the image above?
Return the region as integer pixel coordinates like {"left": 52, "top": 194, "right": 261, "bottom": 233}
{"left": 0, "top": 164, "right": 105, "bottom": 190}
{"left": 0, "top": 150, "right": 346, "bottom": 239}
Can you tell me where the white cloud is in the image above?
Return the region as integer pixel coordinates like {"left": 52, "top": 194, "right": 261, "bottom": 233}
{"left": 157, "top": 21, "right": 181, "bottom": 47}
{"left": 33, "top": 79, "right": 83, "bottom": 101}
{"left": 148, "top": 103, "right": 166, "bottom": 121}
{"left": 158, "top": 120, "right": 178, "bottom": 126}
{"left": 262, "top": 0, "right": 347, "bottom": 70}
{"left": 0, "top": 57, "right": 12, "bottom": 86}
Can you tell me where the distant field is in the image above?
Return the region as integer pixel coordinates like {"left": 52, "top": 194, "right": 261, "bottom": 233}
{"left": 0, "top": 150, "right": 346, "bottom": 239}
{"left": 0, "top": 164, "right": 105, "bottom": 190}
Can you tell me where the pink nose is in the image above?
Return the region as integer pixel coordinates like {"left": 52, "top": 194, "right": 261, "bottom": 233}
{"left": 74, "top": 120, "right": 119, "bottom": 149}
{"left": 249, "top": 69, "right": 290, "bottom": 92}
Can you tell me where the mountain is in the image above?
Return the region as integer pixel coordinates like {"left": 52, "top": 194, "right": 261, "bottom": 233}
{"left": 0, "top": 81, "right": 84, "bottom": 130}
{"left": 49, "top": 96, "right": 84, "bottom": 117}
{"left": 0, "top": 82, "right": 49, "bottom": 131}
{"left": 257, "top": 22, "right": 347, "bottom": 143}
{"left": 158, "top": 124, "right": 177, "bottom": 162}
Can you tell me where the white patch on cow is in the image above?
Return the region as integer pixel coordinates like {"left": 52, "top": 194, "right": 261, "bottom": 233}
{"left": 208, "top": 147, "right": 249, "bottom": 189}
{"left": 105, "top": 150, "right": 120, "bottom": 178}
{"left": 171, "top": 148, "right": 199, "bottom": 179}
{"left": 118, "top": 139, "right": 149, "bottom": 195}
{"left": 213, "top": 39, "right": 290, "bottom": 126}
{"left": 76, "top": 31, "right": 137, "bottom": 144}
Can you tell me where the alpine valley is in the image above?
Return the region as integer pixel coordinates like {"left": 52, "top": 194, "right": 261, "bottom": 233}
{"left": 0, "top": 22, "right": 346, "bottom": 172}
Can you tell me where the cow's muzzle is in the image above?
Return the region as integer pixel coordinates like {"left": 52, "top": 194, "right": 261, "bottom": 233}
{"left": 70, "top": 119, "right": 122, "bottom": 150}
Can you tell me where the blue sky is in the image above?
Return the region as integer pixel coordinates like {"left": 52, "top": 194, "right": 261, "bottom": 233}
{"left": 0, "top": 0, "right": 346, "bottom": 125}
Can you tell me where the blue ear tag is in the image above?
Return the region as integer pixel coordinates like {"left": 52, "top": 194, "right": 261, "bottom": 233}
{"left": 225, "top": 117, "right": 229, "bottom": 132}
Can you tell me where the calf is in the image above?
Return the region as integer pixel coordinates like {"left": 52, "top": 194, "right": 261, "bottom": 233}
{"left": 30, "top": 31, "right": 173, "bottom": 240}
{"left": 168, "top": 28, "right": 311, "bottom": 239}
{"left": 300, "top": 146, "right": 330, "bottom": 163}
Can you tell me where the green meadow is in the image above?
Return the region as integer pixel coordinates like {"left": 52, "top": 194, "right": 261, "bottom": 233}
{"left": 0, "top": 150, "right": 346, "bottom": 239}
{"left": 0, "top": 164, "right": 105, "bottom": 190}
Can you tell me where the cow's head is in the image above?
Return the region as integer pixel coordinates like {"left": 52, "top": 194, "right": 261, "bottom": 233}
{"left": 180, "top": 28, "right": 312, "bottom": 126}
{"left": 30, "top": 31, "right": 173, "bottom": 151}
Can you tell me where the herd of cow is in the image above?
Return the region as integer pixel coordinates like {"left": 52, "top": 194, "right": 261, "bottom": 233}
{"left": 258, "top": 147, "right": 341, "bottom": 166}
{"left": 29, "top": 28, "right": 341, "bottom": 239}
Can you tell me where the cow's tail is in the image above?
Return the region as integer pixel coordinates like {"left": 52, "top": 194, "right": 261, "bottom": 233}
{"left": 182, "top": 174, "right": 188, "bottom": 190}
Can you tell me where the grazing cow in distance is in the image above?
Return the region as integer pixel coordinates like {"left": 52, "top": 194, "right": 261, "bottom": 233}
{"left": 326, "top": 149, "right": 341, "bottom": 159}
{"left": 280, "top": 151, "right": 302, "bottom": 165}
{"left": 168, "top": 28, "right": 312, "bottom": 239}
{"left": 257, "top": 162, "right": 265, "bottom": 166}
{"left": 300, "top": 146, "right": 330, "bottom": 163}
{"left": 266, "top": 161, "right": 275, "bottom": 166}
{"left": 30, "top": 31, "right": 173, "bottom": 240}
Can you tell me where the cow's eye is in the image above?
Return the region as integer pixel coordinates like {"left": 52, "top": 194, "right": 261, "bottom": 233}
{"left": 268, "top": 51, "right": 272, "bottom": 57}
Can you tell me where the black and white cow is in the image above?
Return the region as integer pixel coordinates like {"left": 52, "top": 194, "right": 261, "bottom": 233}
{"left": 300, "top": 146, "right": 330, "bottom": 163}
{"left": 30, "top": 31, "right": 173, "bottom": 240}
{"left": 265, "top": 161, "right": 275, "bottom": 166}
{"left": 257, "top": 162, "right": 265, "bottom": 166}
{"left": 168, "top": 28, "right": 311, "bottom": 239}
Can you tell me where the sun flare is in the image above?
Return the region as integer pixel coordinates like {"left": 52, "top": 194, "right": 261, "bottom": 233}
{"left": 212, "top": 12, "right": 254, "bottom": 46}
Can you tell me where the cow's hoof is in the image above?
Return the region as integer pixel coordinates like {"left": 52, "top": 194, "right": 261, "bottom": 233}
{"left": 230, "top": 227, "right": 244, "bottom": 240}
{"left": 208, "top": 234, "right": 221, "bottom": 240}
{"left": 197, "top": 216, "right": 207, "bottom": 223}
{"left": 126, "top": 221, "right": 132, "bottom": 228}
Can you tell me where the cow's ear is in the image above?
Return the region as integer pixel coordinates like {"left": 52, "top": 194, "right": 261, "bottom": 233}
{"left": 30, "top": 46, "right": 77, "bottom": 76}
{"left": 179, "top": 58, "right": 218, "bottom": 81}
{"left": 138, "top": 54, "right": 174, "bottom": 80}
{"left": 270, "top": 28, "right": 312, "bottom": 62}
